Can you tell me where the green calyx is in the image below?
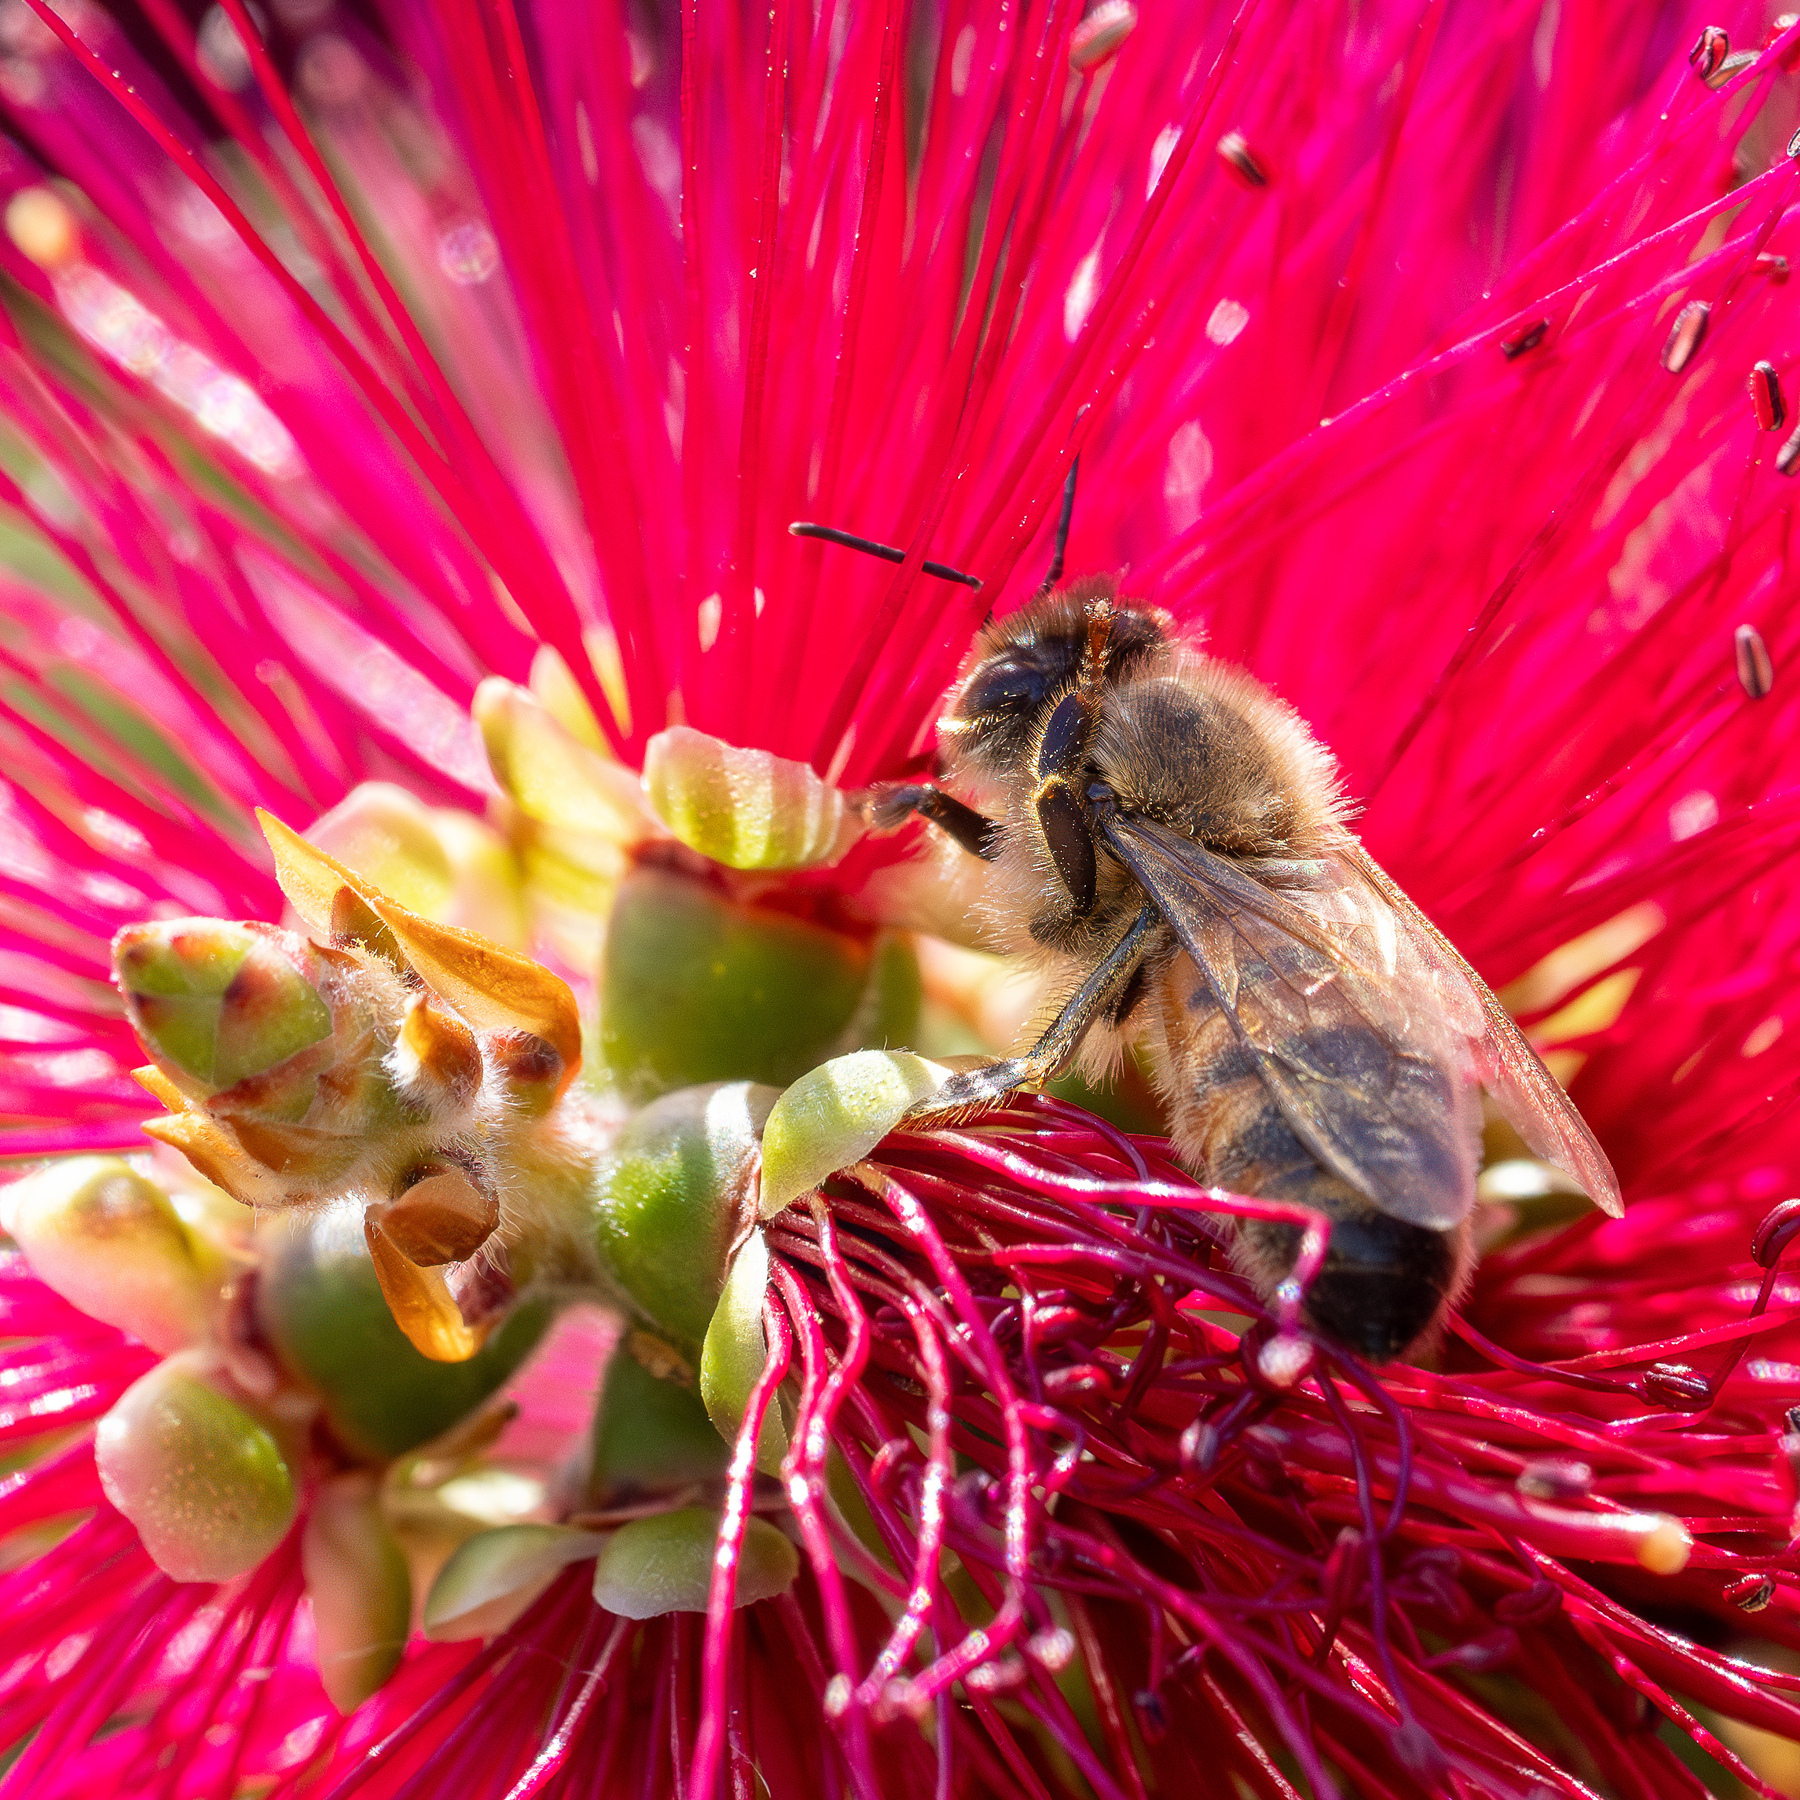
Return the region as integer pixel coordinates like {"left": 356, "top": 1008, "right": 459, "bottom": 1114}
{"left": 590, "top": 1506, "right": 797, "bottom": 1619}
{"left": 598, "top": 865, "right": 920, "bottom": 1102}
{"left": 94, "top": 1352, "right": 298, "bottom": 1583}
{"left": 255, "top": 1202, "right": 550, "bottom": 1463}
{"left": 589, "top": 1347, "right": 731, "bottom": 1502}
{"left": 592, "top": 1080, "right": 779, "bottom": 1357}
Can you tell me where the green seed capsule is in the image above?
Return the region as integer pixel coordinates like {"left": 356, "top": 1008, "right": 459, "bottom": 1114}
{"left": 592, "top": 1080, "right": 778, "bottom": 1356}
{"left": 589, "top": 1347, "right": 731, "bottom": 1502}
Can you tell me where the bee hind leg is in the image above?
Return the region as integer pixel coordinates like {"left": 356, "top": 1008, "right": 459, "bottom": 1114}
{"left": 905, "top": 903, "right": 1160, "bottom": 1124}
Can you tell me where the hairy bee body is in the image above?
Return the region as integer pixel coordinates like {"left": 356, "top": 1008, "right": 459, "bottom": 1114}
{"left": 886, "top": 578, "right": 1617, "bottom": 1361}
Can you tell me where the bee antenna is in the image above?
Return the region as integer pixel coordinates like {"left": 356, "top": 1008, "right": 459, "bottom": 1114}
{"left": 1035, "top": 455, "right": 1080, "bottom": 597}
{"left": 787, "top": 522, "right": 982, "bottom": 590}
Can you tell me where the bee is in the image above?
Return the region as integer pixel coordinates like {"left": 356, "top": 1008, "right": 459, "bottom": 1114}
{"left": 796, "top": 483, "right": 1622, "bottom": 1360}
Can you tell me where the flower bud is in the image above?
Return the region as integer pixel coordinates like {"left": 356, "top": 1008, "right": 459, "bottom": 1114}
{"left": 642, "top": 726, "right": 856, "bottom": 870}
{"left": 590, "top": 1506, "right": 797, "bottom": 1619}
{"left": 255, "top": 1202, "right": 549, "bottom": 1462}
{"left": 599, "top": 867, "right": 919, "bottom": 1102}
{"left": 758, "top": 1049, "right": 961, "bottom": 1217}
{"left": 114, "top": 919, "right": 332, "bottom": 1100}
{"left": 593, "top": 1081, "right": 778, "bottom": 1355}
{"left": 301, "top": 1472, "right": 411, "bottom": 1712}
{"left": 95, "top": 1351, "right": 298, "bottom": 1582}
{"left": 0, "top": 1156, "right": 216, "bottom": 1352}
{"left": 590, "top": 1348, "right": 731, "bottom": 1502}
{"left": 423, "top": 1523, "right": 608, "bottom": 1641}
{"left": 698, "top": 1228, "right": 786, "bottom": 1473}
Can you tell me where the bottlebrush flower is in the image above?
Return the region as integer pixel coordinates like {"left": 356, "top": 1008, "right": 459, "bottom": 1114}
{"left": 2, "top": 1, "right": 1800, "bottom": 1797}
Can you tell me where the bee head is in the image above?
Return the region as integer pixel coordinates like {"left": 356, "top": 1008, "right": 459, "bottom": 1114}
{"left": 941, "top": 579, "right": 1169, "bottom": 777}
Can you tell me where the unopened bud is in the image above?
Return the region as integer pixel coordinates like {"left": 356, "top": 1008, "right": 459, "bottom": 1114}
{"left": 758, "top": 1049, "right": 960, "bottom": 1217}
{"left": 590, "top": 1506, "right": 797, "bottom": 1619}
{"left": 114, "top": 920, "right": 331, "bottom": 1099}
{"left": 1, "top": 1157, "right": 216, "bottom": 1352}
{"left": 599, "top": 867, "right": 918, "bottom": 1102}
{"left": 374, "top": 1163, "right": 498, "bottom": 1267}
{"left": 302, "top": 1472, "right": 411, "bottom": 1712}
{"left": 594, "top": 1081, "right": 778, "bottom": 1355}
{"left": 95, "top": 1351, "right": 298, "bottom": 1582}
{"left": 256, "top": 1202, "right": 548, "bottom": 1462}
{"left": 698, "top": 1228, "right": 786, "bottom": 1472}
{"left": 424, "top": 1523, "right": 608, "bottom": 1641}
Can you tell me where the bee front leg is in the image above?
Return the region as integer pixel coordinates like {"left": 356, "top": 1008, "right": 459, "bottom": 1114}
{"left": 864, "top": 783, "right": 1001, "bottom": 860}
{"left": 905, "top": 904, "right": 1162, "bottom": 1122}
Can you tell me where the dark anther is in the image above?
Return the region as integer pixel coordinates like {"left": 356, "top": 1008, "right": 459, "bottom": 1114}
{"left": 1724, "top": 1572, "right": 1777, "bottom": 1612}
{"left": 1707, "top": 48, "right": 1758, "bottom": 87}
{"left": 1737, "top": 624, "right": 1777, "bottom": 697}
{"left": 1688, "top": 26, "right": 1729, "bottom": 80}
{"left": 1216, "top": 130, "right": 1269, "bottom": 188}
{"left": 1778, "top": 426, "right": 1800, "bottom": 477}
{"left": 1758, "top": 253, "right": 1792, "bottom": 283}
{"left": 1132, "top": 1690, "right": 1170, "bottom": 1743}
{"left": 1789, "top": 123, "right": 1800, "bottom": 159}
{"left": 1501, "top": 320, "right": 1549, "bottom": 360}
{"left": 1750, "top": 361, "right": 1788, "bottom": 431}
{"left": 1753, "top": 1196, "right": 1800, "bottom": 1266}
{"left": 1661, "top": 301, "right": 1711, "bottom": 374}
{"left": 1515, "top": 1457, "right": 1594, "bottom": 1502}
{"left": 1640, "top": 1362, "right": 1712, "bottom": 1410}
{"left": 1495, "top": 1579, "right": 1564, "bottom": 1625}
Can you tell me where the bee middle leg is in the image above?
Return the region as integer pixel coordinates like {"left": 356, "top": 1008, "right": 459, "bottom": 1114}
{"left": 905, "top": 903, "right": 1162, "bottom": 1121}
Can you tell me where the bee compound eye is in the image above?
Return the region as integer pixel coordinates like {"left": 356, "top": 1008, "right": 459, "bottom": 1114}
{"left": 957, "top": 656, "right": 1055, "bottom": 723}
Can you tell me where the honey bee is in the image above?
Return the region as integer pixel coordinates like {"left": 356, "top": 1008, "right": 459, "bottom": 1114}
{"left": 800, "top": 495, "right": 1623, "bottom": 1359}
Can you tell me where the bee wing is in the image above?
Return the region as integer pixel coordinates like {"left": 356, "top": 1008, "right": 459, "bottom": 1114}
{"left": 1102, "top": 814, "right": 1478, "bottom": 1231}
{"left": 1340, "top": 843, "right": 1623, "bottom": 1219}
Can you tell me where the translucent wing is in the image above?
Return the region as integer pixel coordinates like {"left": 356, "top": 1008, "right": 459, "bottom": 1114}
{"left": 1339, "top": 842, "right": 1623, "bottom": 1218}
{"left": 1101, "top": 814, "right": 1479, "bottom": 1230}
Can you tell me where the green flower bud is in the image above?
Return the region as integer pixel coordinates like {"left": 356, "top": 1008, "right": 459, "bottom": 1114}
{"left": 592, "top": 1081, "right": 778, "bottom": 1356}
{"left": 423, "top": 1523, "right": 607, "bottom": 1642}
{"left": 758, "top": 1049, "right": 960, "bottom": 1217}
{"left": 699, "top": 1228, "right": 785, "bottom": 1474}
{"left": 255, "top": 1202, "right": 550, "bottom": 1462}
{"left": 642, "top": 726, "right": 855, "bottom": 870}
{"left": 115, "top": 920, "right": 331, "bottom": 1099}
{"left": 590, "top": 1506, "right": 797, "bottom": 1619}
{"left": 0, "top": 1156, "right": 217, "bottom": 1353}
{"left": 599, "top": 867, "right": 919, "bottom": 1102}
{"left": 590, "top": 1348, "right": 730, "bottom": 1503}
{"left": 95, "top": 1350, "right": 297, "bottom": 1582}
{"left": 301, "top": 1472, "right": 411, "bottom": 1712}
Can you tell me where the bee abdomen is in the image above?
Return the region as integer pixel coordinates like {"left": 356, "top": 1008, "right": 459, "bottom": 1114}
{"left": 1161, "top": 1001, "right": 1467, "bottom": 1360}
